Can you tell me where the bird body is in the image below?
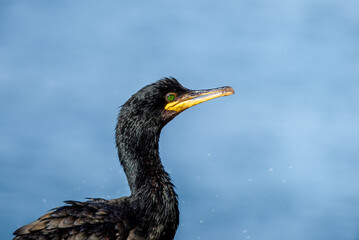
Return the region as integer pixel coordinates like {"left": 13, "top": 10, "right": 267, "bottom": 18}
{"left": 13, "top": 78, "right": 234, "bottom": 240}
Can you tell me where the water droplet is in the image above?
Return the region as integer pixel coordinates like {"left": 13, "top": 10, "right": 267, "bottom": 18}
{"left": 42, "top": 198, "right": 47, "bottom": 203}
{"left": 268, "top": 168, "right": 274, "bottom": 172}
{"left": 282, "top": 179, "right": 287, "bottom": 183}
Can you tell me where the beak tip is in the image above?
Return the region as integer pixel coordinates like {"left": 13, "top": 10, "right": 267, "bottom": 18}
{"left": 225, "top": 86, "right": 235, "bottom": 95}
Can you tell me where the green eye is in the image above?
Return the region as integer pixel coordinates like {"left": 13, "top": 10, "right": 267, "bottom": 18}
{"left": 166, "top": 93, "right": 176, "bottom": 102}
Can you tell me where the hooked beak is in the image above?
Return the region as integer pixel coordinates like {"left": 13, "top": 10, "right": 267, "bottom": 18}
{"left": 165, "top": 86, "right": 235, "bottom": 113}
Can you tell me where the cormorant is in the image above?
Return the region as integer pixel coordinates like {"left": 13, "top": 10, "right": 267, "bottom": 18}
{"left": 13, "top": 77, "right": 234, "bottom": 240}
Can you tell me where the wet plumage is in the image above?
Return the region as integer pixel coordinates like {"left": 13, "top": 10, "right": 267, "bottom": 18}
{"left": 13, "top": 78, "right": 234, "bottom": 240}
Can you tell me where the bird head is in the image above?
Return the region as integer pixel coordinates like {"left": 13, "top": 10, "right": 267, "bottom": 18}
{"left": 120, "top": 77, "right": 235, "bottom": 127}
{"left": 119, "top": 77, "right": 234, "bottom": 128}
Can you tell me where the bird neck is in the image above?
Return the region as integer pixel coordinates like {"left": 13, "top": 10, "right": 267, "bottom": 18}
{"left": 116, "top": 117, "right": 179, "bottom": 236}
{"left": 115, "top": 115, "right": 177, "bottom": 202}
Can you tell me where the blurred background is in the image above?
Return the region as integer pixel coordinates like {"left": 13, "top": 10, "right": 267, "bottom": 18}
{"left": 1, "top": 0, "right": 359, "bottom": 239}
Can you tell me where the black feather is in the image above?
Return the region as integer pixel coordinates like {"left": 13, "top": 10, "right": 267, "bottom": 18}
{"left": 13, "top": 77, "right": 232, "bottom": 240}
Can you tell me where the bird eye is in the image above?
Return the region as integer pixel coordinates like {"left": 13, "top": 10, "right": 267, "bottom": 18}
{"left": 166, "top": 93, "right": 176, "bottom": 102}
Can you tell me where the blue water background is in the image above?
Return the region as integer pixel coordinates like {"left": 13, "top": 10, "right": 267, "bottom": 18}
{"left": 1, "top": 0, "right": 359, "bottom": 239}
